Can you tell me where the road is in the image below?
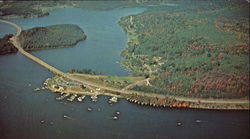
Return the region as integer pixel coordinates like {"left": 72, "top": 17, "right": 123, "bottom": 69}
{"left": 0, "top": 19, "right": 249, "bottom": 107}
{"left": 0, "top": 19, "right": 129, "bottom": 94}
{"left": 0, "top": 19, "right": 64, "bottom": 75}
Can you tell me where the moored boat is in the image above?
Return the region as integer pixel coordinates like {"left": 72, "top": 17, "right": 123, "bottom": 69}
{"left": 56, "top": 93, "right": 70, "bottom": 100}
{"left": 109, "top": 96, "right": 118, "bottom": 103}
{"left": 91, "top": 94, "right": 98, "bottom": 102}
{"left": 67, "top": 94, "right": 77, "bottom": 102}
{"left": 77, "top": 95, "right": 86, "bottom": 102}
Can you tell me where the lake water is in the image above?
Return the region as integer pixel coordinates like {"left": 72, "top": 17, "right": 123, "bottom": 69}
{"left": 0, "top": 7, "right": 249, "bottom": 139}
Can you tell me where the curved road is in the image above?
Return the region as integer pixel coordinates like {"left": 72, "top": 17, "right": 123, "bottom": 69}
{"left": 0, "top": 19, "right": 130, "bottom": 94}
{"left": 0, "top": 19, "right": 64, "bottom": 75}
{"left": 0, "top": 19, "right": 249, "bottom": 107}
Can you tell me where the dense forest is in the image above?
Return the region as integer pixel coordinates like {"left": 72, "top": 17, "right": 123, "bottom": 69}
{"left": 68, "top": 69, "right": 100, "bottom": 75}
{"left": 1, "top": 0, "right": 248, "bottom": 99}
{"left": 0, "top": 34, "right": 17, "bottom": 55}
{"left": 18, "top": 24, "right": 86, "bottom": 50}
{"left": 118, "top": 1, "right": 249, "bottom": 99}
{"left": 0, "top": 1, "right": 140, "bottom": 19}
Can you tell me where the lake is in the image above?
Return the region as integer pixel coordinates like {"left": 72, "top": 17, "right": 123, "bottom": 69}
{"left": 0, "top": 6, "right": 249, "bottom": 139}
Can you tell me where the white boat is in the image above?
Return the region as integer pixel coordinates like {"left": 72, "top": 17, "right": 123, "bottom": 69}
{"left": 67, "top": 94, "right": 77, "bottom": 102}
{"left": 34, "top": 88, "right": 40, "bottom": 91}
{"left": 77, "top": 95, "right": 85, "bottom": 102}
{"left": 177, "top": 122, "right": 182, "bottom": 126}
{"left": 56, "top": 93, "right": 70, "bottom": 100}
{"left": 109, "top": 96, "right": 118, "bottom": 103}
{"left": 195, "top": 119, "right": 202, "bottom": 123}
{"left": 91, "top": 94, "right": 98, "bottom": 102}
{"left": 113, "top": 116, "right": 118, "bottom": 120}
{"left": 87, "top": 107, "right": 92, "bottom": 111}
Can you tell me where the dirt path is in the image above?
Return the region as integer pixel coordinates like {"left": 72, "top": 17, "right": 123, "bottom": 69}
{"left": 122, "top": 78, "right": 150, "bottom": 91}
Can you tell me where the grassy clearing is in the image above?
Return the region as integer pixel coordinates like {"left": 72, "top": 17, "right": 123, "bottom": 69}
{"left": 103, "top": 75, "right": 143, "bottom": 83}
{"left": 72, "top": 73, "right": 144, "bottom": 89}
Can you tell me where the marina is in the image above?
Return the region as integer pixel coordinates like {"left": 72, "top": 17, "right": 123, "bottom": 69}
{"left": 0, "top": 4, "right": 248, "bottom": 139}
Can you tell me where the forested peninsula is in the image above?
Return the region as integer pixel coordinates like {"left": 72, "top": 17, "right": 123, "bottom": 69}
{"left": 118, "top": 1, "right": 249, "bottom": 100}
{"left": 0, "top": 24, "right": 86, "bottom": 54}
{"left": 18, "top": 24, "right": 86, "bottom": 50}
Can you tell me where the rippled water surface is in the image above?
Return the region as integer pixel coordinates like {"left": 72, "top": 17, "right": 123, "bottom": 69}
{"left": 0, "top": 7, "right": 249, "bottom": 139}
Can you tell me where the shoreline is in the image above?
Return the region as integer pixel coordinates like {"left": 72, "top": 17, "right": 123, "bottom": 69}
{"left": 116, "top": 10, "right": 249, "bottom": 106}
{"left": 23, "top": 36, "right": 86, "bottom": 52}
{"left": 45, "top": 75, "right": 249, "bottom": 110}
{"left": 0, "top": 22, "right": 87, "bottom": 55}
{"left": 1, "top": 16, "right": 249, "bottom": 111}
{"left": 48, "top": 86, "right": 249, "bottom": 110}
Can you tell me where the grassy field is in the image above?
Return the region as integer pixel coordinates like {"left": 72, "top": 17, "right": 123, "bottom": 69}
{"left": 67, "top": 72, "right": 144, "bottom": 89}
{"left": 118, "top": 0, "right": 249, "bottom": 99}
{"left": 18, "top": 24, "right": 86, "bottom": 50}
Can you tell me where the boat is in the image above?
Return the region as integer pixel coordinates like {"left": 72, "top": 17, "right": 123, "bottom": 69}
{"left": 177, "top": 122, "right": 182, "bottom": 126}
{"left": 77, "top": 95, "right": 86, "bottom": 102}
{"left": 91, "top": 94, "right": 98, "bottom": 102}
{"left": 56, "top": 93, "right": 70, "bottom": 100}
{"left": 109, "top": 96, "right": 118, "bottom": 103}
{"left": 87, "top": 107, "right": 92, "bottom": 111}
{"left": 113, "top": 116, "right": 118, "bottom": 120}
{"left": 116, "top": 111, "right": 120, "bottom": 115}
{"left": 63, "top": 114, "right": 72, "bottom": 119}
{"left": 40, "top": 120, "right": 45, "bottom": 124}
{"left": 34, "top": 88, "right": 40, "bottom": 91}
{"left": 195, "top": 119, "right": 201, "bottom": 123}
{"left": 67, "top": 94, "right": 77, "bottom": 102}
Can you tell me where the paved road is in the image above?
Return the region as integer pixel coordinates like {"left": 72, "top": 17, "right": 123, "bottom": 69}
{"left": 1, "top": 19, "right": 249, "bottom": 106}
{"left": 0, "top": 19, "right": 129, "bottom": 94}
{"left": 0, "top": 19, "right": 64, "bottom": 75}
